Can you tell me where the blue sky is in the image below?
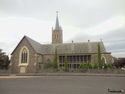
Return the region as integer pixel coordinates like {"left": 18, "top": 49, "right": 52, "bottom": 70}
{"left": 0, "top": 0, "right": 125, "bottom": 57}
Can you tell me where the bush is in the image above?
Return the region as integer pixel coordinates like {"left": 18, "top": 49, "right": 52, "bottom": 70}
{"left": 103, "top": 64, "right": 107, "bottom": 69}
{"left": 106, "top": 64, "right": 113, "bottom": 69}
{"left": 80, "top": 63, "right": 114, "bottom": 70}
{"left": 92, "top": 63, "right": 99, "bottom": 69}
{"left": 103, "top": 64, "right": 113, "bottom": 69}
{"left": 58, "top": 67, "right": 65, "bottom": 70}
{"left": 80, "top": 63, "right": 92, "bottom": 69}
{"left": 44, "top": 62, "right": 57, "bottom": 69}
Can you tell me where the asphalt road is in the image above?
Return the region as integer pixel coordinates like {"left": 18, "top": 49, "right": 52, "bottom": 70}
{"left": 0, "top": 76, "right": 125, "bottom": 94}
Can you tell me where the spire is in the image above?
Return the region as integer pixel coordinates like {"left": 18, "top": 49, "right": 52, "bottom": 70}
{"left": 52, "top": 11, "right": 63, "bottom": 44}
{"left": 55, "top": 11, "right": 61, "bottom": 30}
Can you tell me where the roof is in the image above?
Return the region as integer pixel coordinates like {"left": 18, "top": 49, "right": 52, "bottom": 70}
{"left": 11, "top": 36, "right": 42, "bottom": 55}
{"left": 26, "top": 36, "right": 43, "bottom": 54}
{"left": 41, "top": 42, "right": 106, "bottom": 54}
{"left": 11, "top": 36, "right": 108, "bottom": 55}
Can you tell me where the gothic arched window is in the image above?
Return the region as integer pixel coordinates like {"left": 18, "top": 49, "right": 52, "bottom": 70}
{"left": 19, "top": 46, "right": 29, "bottom": 65}
{"left": 21, "top": 48, "right": 28, "bottom": 63}
{"left": 101, "top": 56, "right": 107, "bottom": 64}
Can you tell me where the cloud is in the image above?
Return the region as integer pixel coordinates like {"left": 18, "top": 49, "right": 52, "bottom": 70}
{"left": 0, "top": 17, "right": 53, "bottom": 56}
{"left": 0, "top": 0, "right": 125, "bottom": 57}
{"left": 81, "top": 15, "right": 125, "bottom": 36}
{"left": 71, "top": 27, "right": 125, "bottom": 57}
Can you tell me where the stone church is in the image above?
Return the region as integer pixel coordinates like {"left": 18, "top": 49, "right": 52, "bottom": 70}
{"left": 11, "top": 13, "right": 112, "bottom": 73}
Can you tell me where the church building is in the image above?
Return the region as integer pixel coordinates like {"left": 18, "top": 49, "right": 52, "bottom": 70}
{"left": 11, "top": 13, "right": 113, "bottom": 73}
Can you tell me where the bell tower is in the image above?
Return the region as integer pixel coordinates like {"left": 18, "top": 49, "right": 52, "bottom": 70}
{"left": 52, "top": 12, "right": 63, "bottom": 44}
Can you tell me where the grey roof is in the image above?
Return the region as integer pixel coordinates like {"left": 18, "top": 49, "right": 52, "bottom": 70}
{"left": 25, "top": 36, "right": 43, "bottom": 54}
{"left": 41, "top": 42, "right": 106, "bottom": 54}
{"left": 25, "top": 36, "right": 107, "bottom": 55}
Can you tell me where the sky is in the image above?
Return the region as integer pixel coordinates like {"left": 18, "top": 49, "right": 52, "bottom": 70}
{"left": 0, "top": 0, "right": 125, "bottom": 57}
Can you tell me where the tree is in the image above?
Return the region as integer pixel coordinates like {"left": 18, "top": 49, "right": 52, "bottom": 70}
{"left": 0, "top": 49, "right": 10, "bottom": 69}
{"left": 53, "top": 48, "right": 58, "bottom": 69}
{"left": 3, "top": 55, "right": 10, "bottom": 69}
{"left": 0, "top": 49, "right": 5, "bottom": 60}
{"left": 97, "top": 43, "right": 102, "bottom": 68}
{"left": 0, "top": 49, "right": 5, "bottom": 69}
{"left": 101, "top": 57, "right": 105, "bottom": 67}
{"left": 64, "top": 55, "right": 68, "bottom": 71}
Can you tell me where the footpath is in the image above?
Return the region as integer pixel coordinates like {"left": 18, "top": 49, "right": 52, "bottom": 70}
{"left": 0, "top": 73, "right": 125, "bottom": 78}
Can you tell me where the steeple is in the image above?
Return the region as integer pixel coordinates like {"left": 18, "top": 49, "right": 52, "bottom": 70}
{"left": 52, "top": 11, "right": 63, "bottom": 44}
{"left": 55, "top": 11, "right": 61, "bottom": 30}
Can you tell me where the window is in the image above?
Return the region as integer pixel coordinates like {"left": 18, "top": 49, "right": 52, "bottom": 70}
{"left": 21, "top": 48, "right": 28, "bottom": 63}
{"left": 19, "top": 46, "right": 29, "bottom": 65}
{"left": 101, "top": 56, "right": 107, "bottom": 64}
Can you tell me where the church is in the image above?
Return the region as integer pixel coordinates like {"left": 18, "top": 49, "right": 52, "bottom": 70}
{"left": 11, "top": 13, "right": 113, "bottom": 73}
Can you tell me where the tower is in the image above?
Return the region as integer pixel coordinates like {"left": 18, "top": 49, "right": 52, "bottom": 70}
{"left": 52, "top": 12, "right": 63, "bottom": 44}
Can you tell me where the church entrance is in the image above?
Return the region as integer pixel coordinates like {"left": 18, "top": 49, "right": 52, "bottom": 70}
{"left": 20, "top": 66, "right": 26, "bottom": 73}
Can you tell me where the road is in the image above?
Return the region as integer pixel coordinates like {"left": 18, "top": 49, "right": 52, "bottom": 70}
{"left": 0, "top": 76, "right": 125, "bottom": 94}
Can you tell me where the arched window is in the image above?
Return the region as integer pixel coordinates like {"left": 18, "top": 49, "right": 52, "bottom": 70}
{"left": 101, "top": 56, "right": 107, "bottom": 64}
{"left": 21, "top": 48, "right": 28, "bottom": 63}
{"left": 19, "top": 46, "right": 29, "bottom": 65}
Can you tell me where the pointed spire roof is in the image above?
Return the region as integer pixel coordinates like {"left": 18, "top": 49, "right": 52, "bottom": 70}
{"left": 55, "top": 11, "right": 61, "bottom": 30}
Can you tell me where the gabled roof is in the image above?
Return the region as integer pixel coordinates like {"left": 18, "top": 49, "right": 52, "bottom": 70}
{"left": 25, "top": 36, "right": 43, "bottom": 54}
{"left": 11, "top": 36, "right": 108, "bottom": 55}
{"left": 11, "top": 36, "right": 43, "bottom": 55}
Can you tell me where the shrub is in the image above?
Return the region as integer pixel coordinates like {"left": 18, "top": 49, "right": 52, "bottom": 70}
{"left": 107, "top": 64, "right": 113, "bottom": 69}
{"left": 44, "top": 62, "right": 57, "bottom": 69}
{"left": 92, "top": 63, "right": 99, "bottom": 69}
{"left": 103, "top": 64, "right": 113, "bottom": 69}
{"left": 58, "top": 67, "right": 65, "bottom": 70}
{"left": 80, "top": 62, "right": 93, "bottom": 69}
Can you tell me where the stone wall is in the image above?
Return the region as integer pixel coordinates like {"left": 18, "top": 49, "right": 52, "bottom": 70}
{"left": 91, "top": 53, "right": 112, "bottom": 65}
{"left": 36, "top": 69, "right": 125, "bottom": 74}
{"left": 43, "top": 55, "right": 54, "bottom": 63}
{"left": 11, "top": 38, "right": 37, "bottom": 73}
